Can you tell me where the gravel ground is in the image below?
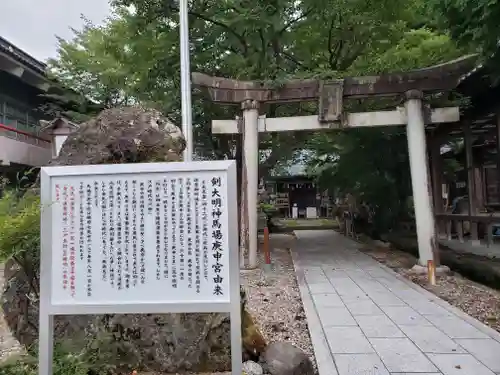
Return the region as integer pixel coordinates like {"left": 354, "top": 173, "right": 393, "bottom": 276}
{"left": 241, "top": 234, "right": 315, "bottom": 363}
{"left": 359, "top": 241, "right": 500, "bottom": 333}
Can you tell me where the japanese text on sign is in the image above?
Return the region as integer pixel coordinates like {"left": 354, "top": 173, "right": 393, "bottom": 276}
{"left": 49, "top": 172, "right": 230, "bottom": 305}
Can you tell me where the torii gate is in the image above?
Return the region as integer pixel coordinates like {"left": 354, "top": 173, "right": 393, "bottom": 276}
{"left": 192, "top": 56, "right": 475, "bottom": 270}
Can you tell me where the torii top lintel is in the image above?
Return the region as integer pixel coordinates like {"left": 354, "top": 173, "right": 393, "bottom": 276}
{"left": 191, "top": 55, "right": 476, "bottom": 104}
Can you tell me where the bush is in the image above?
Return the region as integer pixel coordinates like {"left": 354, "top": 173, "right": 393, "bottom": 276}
{"left": 259, "top": 203, "right": 277, "bottom": 217}
{"left": 0, "top": 177, "right": 92, "bottom": 375}
{"left": 0, "top": 177, "right": 109, "bottom": 375}
{"left": 0, "top": 346, "right": 90, "bottom": 375}
{"left": 259, "top": 202, "right": 278, "bottom": 230}
{"left": 0, "top": 189, "right": 41, "bottom": 265}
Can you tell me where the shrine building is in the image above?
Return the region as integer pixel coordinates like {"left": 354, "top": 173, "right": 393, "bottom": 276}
{"left": 0, "top": 36, "right": 53, "bottom": 176}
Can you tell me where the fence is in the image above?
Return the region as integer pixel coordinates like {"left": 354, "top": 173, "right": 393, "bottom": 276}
{"left": 0, "top": 123, "right": 51, "bottom": 148}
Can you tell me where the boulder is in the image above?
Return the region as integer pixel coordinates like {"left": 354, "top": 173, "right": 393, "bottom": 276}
{"left": 49, "top": 106, "right": 186, "bottom": 166}
{"left": 243, "top": 360, "right": 264, "bottom": 375}
{"left": 262, "top": 342, "right": 314, "bottom": 375}
{"left": 1, "top": 106, "right": 267, "bottom": 373}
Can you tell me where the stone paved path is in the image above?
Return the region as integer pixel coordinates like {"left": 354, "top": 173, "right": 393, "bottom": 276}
{"left": 291, "top": 230, "right": 500, "bottom": 375}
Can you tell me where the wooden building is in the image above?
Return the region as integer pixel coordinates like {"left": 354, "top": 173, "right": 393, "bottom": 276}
{"left": 264, "top": 175, "right": 332, "bottom": 218}
{"left": 432, "top": 56, "right": 500, "bottom": 247}
{"left": 0, "top": 36, "right": 100, "bottom": 175}
{"left": 0, "top": 36, "right": 53, "bottom": 169}
{"left": 441, "top": 137, "right": 500, "bottom": 209}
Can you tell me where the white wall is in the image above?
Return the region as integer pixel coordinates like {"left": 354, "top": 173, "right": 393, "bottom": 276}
{"left": 0, "top": 136, "right": 51, "bottom": 166}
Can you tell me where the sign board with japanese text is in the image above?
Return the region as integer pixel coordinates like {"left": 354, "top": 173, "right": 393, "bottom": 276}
{"left": 38, "top": 161, "right": 241, "bottom": 375}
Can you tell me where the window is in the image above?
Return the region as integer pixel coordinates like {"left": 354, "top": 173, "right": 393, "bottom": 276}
{"left": 0, "top": 95, "right": 41, "bottom": 142}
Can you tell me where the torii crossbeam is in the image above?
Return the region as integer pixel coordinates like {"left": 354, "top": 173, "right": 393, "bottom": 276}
{"left": 192, "top": 55, "right": 475, "bottom": 270}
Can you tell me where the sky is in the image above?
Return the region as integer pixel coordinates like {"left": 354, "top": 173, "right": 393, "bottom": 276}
{"left": 0, "top": 0, "right": 111, "bottom": 62}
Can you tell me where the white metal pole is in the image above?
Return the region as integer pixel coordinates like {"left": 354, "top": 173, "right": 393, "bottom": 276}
{"left": 179, "top": 0, "right": 193, "bottom": 161}
{"left": 405, "top": 90, "right": 436, "bottom": 266}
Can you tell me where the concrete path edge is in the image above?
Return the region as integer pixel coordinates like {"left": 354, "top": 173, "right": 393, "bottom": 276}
{"left": 289, "top": 244, "right": 339, "bottom": 375}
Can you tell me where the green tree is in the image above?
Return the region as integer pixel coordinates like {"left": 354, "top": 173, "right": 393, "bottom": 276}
{"left": 48, "top": 0, "right": 467, "bottom": 235}
{"left": 431, "top": 0, "right": 499, "bottom": 59}
{"left": 304, "top": 27, "right": 466, "bottom": 233}
{"left": 37, "top": 87, "right": 103, "bottom": 124}
{"left": 48, "top": 0, "right": 428, "bottom": 167}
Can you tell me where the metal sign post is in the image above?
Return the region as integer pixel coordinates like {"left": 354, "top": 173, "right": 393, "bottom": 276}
{"left": 179, "top": 0, "right": 193, "bottom": 161}
{"left": 39, "top": 160, "right": 241, "bottom": 375}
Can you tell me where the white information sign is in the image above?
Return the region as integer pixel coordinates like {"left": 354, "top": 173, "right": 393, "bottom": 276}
{"left": 39, "top": 161, "right": 241, "bottom": 375}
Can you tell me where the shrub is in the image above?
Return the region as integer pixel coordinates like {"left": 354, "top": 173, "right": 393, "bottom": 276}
{"left": 0, "top": 189, "right": 41, "bottom": 265}
{"left": 0, "top": 346, "right": 90, "bottom": 375}
{"left": 0, "top": 175, "right": 101, "bottom": 375}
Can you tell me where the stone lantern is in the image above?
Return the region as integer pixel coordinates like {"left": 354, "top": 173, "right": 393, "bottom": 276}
{"left": 40, "top": 117, "right": 79, "bottom": 158}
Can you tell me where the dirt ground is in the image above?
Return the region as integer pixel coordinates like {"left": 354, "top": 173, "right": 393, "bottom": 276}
{"left": 359, "top": 241, "right": 500, "bottom": 333}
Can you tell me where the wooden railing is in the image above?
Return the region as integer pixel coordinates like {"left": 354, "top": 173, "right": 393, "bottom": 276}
{"left": 0, "top": 123, "right": 51, "bottom": 148}
{"left": 434, "top": 213, "right": 500, "bottom": 247}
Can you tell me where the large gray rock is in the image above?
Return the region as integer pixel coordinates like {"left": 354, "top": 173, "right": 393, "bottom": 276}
{"left": 1, "top": 107, "right": 266, "bottom": 373}
{"left": 262, "top": 342, "right": 315, "bottom": 375}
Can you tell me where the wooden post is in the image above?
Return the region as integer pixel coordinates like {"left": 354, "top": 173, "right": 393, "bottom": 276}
{"left": 457, "top": 220, "right": 465, "bottom": 243}
{"left": 496, "top": 111, "right": 500, "bottom": 206}
{"left": 429, "top": 135, "right": 445, "bottom": 240}
{"left": 474, "top": 167, "right": 484, "bottom": 209}
{"left": 427, "top": 134, "right": 442, "bottom": 266}
{"left": 463, "top": 120, "right": 479, "bottom": 245}
{"left": 263, "top": 226, "right": 271, "bottom": 271}
{"left": 235, "top": 121, "right": 244, "bottom": 268}
{"left": 427, "top": 260, "right": 437, "bottom": 285}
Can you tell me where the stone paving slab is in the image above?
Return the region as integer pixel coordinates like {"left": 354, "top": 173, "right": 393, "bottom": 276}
{"left": 290, "top": 230, "right": 500, "bottom": 375}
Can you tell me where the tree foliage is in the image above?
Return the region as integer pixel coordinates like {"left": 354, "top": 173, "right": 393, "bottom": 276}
{"left": 47, "top": 0, "right": 469, "bottom": 233}
{"left": 37, "top": 88, "right": 103, "bottom": 124}
{"left": 431, "top": 0, "right": 500, "bottom": 60}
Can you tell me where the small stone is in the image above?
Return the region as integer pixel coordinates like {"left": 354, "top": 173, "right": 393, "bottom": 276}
{"left": 243, "top": 360, "right": 264, "bottom": 375}
{"left": 263, "top": 341, "right": 314, "bottom": 375}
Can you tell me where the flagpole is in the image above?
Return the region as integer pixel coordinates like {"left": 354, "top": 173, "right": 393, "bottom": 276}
{"left": 179, "top": 0, "right": 193, "bottom": 162}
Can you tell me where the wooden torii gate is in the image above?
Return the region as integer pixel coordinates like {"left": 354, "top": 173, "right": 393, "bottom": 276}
{"left": 192, "top": 56, "right": 475, "bottom": 269}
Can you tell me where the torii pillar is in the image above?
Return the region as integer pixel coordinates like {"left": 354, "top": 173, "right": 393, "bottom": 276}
{"left": 405, "top": 90, "right": 439, "bottom": 267}
{"left": 226, "top": 93, "right": 446, "bottom": 269}
{"left": 241, "top": 99, "right": 259, "bottom": 269}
